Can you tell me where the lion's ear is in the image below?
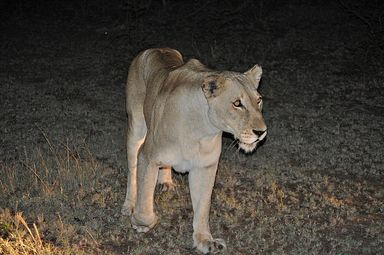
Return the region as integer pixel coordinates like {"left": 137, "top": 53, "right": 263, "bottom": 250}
{"left": 202, "top": 75, "right": 224, "bottom": 98}
{"left": 245, "top": 64, "right": 262, "bottom": 89}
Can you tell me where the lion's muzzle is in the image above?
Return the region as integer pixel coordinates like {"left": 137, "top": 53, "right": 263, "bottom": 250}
{"left": 239, "top": 129, "right": 267, "bottom": 153}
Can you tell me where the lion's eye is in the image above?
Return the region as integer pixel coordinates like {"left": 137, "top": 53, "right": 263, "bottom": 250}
{"left": 233, "top": 99, "right": 243, "bottom": 108}
{"left": 257, "top": 97, "right": 263, "bottom": 105}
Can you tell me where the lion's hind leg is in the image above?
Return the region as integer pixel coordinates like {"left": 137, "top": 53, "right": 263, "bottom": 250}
{"left": 122, "top": 114, "right": 147, "bottom": 216}
{"left": 157, "top": 166, "right": 175, "bottom": 192}
{"left": 131, "top": 151, "right": 159, "bottom": 232}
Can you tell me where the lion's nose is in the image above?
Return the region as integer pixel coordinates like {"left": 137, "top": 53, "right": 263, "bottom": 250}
{"left": 253, "top": 129, "right": 267, "bottom": 137}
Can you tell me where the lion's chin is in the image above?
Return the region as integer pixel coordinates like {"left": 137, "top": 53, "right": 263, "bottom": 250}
{"left": 239, "top": 141, "right": 257, "bottom": 153}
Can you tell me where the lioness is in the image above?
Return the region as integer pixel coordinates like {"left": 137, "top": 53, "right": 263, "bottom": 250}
{"left": 122, "top": 48, "right": 267, "bottom": 254}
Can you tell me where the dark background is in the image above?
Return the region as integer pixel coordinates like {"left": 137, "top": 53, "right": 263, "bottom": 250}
{"left": 1, "top": 0, "right": 383, "bottom": 254}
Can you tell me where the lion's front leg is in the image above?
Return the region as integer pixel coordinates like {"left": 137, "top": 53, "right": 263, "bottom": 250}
{"left": 131, "top": 152, "right": 159, "bottom": 233}
{"left": 189, "top": 164, "right": 226, "bottom": 254}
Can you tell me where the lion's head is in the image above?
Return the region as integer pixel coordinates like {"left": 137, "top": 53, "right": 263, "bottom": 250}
{"left": 202, "top": 65, "right": 267, "bottom": 153}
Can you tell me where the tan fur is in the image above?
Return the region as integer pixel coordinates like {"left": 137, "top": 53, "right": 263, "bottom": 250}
{"left": 122, "top": 48, "right": 267, "bottom": 254}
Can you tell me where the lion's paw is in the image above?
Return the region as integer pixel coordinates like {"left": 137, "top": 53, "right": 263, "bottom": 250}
{"left": 195, "top": 238, "right": 226, "bottom": 254}
{"left": 132, "top": 223, "right": 152, "bottom": 233}
{"left": 156, "top": 182, "right": 176, "bottom": 193}
{"left": 121, "top": 201, "right": 135, "bottom": 216}
{"left": 131, "top": 213, "right": 158, "bottom": 233}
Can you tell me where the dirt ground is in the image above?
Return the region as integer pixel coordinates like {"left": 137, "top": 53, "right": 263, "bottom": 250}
{"left": 1, "top": 0, "right": 383, "bottom": 254}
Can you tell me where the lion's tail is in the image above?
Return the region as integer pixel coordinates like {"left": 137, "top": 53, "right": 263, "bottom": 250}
{"left": 139, "top": 48, "right": 183, "bottom": 82}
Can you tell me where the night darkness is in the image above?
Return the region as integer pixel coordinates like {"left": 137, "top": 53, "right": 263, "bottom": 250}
{"left": 1, "top": 0, "right": 383, "bottom": 254}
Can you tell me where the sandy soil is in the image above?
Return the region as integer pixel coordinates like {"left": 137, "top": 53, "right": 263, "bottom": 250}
{"left": 1, "top": 0, "right": 383, "bottom": 254}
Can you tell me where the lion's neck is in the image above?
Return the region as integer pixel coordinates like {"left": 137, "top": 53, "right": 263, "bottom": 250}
{"left": 183, "top": 83, "right": 222, "bottom": 138}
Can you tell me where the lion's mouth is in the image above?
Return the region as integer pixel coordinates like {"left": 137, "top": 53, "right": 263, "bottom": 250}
{"left": 238, "top": 131, "right": 267, "bottom": 153}
{"left": 239, "top": 141, "right": 258, "bottom": 153}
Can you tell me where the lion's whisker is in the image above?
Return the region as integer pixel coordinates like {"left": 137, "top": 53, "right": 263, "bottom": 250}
{"left": 224, "top": 139, "right": 238, "bottom": 154}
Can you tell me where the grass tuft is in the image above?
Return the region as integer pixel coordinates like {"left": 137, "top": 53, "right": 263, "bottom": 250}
{"left": 0, "top": 135, "right": 109, "bottom": 254}
{"left": 0, "top": 209, "right": 85, "bottom": 255}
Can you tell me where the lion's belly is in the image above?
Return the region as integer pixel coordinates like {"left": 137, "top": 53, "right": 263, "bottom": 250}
{"left": 157, "top": 142, "right": 221, "bottom": 173}
{"left": 157, "top": 149, "right": 196, "bottom": 173}
{"left": 172, "top": 161, "right": 193, "bottom": 173}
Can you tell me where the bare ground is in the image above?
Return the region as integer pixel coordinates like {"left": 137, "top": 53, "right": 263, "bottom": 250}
{"left": 1, "top": 1, "right": 383, "bottom": 254}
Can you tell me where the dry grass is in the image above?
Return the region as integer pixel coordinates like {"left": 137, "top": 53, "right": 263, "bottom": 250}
{"left": 0, "top": 117, "right": 383, "bottom": 254}
{"left": 1, "top": 0, "right": 383, "bottom": 254}
{"left": 0, "top": 140, "right": 101, "bottom": 210}
{"left": 0, "top": 209, "right": 86, "bottom": 255}
{"left": 0, "top": 135, "right": 109, "bottom": 254}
